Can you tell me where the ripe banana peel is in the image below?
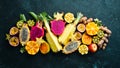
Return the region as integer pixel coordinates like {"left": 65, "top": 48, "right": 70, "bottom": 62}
{"left": 59, "top": 12, "right": 83, "bottom": 45}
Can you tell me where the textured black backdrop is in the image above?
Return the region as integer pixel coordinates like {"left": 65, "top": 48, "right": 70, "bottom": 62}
{"left": 0, "top": 0, "right": 120, "bottom": 68}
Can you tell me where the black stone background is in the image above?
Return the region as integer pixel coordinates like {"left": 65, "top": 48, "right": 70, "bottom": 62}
{"left": 0, "top": 0, "right": 120, "bottom": 68}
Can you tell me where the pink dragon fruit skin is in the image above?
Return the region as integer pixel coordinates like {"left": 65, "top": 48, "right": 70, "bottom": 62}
{"left": 51, "top": 20, "right": 65, "bottom": 35}
{"left": 30, "top": 22, "right": 44, "bottom": 41}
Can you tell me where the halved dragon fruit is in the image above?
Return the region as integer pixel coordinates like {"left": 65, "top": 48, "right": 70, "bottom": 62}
{"left": 51, "top": 20, "right": 65, "bottom": 35}
{"left": 30, "top": 21, "right": 44, "bottom": 41}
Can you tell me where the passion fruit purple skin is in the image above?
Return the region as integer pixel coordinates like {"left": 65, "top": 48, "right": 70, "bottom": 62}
{"left": 51, "top": 20, "right": 65, "bottom": 35}
{"left": 30, "top": 22, "right": 44, "bottom": 41}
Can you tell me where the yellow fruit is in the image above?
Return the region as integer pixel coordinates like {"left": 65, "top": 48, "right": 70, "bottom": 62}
{"left": 39, "top": 42, "right": 50, "bottom": 54}
{"left": 64, "top": 12, "right": 75, "bottom": 23}
{"left": 19, "top": 24, "right": 30, "bottom": 46}
{"left": 25, "top": 41, "right": 40, "bottom": 55}
{"left": 86, "top": 22, "right": 99, "bottom": 35}
{"left": 73, "top": 32, "right": 82, "bottom": 40}
{"left": 9, "top": 36, "right": 19, "bottom": 47}
{"left": 82, "top": 33, "right": 92, "bottom": 45}
{"left": 77, "top": 23, "right": 86, "bottom": 32}
{"left": 9, "top": 27, "right": 19, "bottom": 35}
{"left": 78, "top": 44, "right": 88, "bottom": 55}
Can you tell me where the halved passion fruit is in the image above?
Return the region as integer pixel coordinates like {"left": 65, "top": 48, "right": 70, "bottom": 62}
{"left": 9, "top": 36, "right": 19, "bottom": 47}
{"left": 9, "top": 27, "right": 19, "bottom": 35}
{"left": 77, "top": 23, "right": 86, "bottom": 33}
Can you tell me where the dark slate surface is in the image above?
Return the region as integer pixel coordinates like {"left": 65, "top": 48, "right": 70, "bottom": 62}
{"left": 0, "top": 0, "right": 120, "bottom": 68}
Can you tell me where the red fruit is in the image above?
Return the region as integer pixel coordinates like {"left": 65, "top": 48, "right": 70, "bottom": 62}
{"left": 30, "top": 22, "right": 44, "bottom": 41}
{"left": 51, "top": 20, "right": 65, "bottom": 35}
{"left": 88, "top": 43, "right": 97, "bottom": 53}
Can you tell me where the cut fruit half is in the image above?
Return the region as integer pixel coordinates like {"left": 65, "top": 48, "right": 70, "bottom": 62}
{"left": 82, "top": 33, "right": 92, "bottom": 45}
{"left": 25, "top": 41, "right": 40, "bottom": 55}
{"left": 64, "top": 12, "right": 75, "bottom": 23}
{"left": 77, "top": 23, "right": 86, "bottom": 32}
{"left": 86, "top": 22, "right": 99, "bottom": 35}
{"left": 78, "top": 44, "right": 88, "bottom": 55}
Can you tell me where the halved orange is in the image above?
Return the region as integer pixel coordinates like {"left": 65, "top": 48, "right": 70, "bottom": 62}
{"left": 86, "top": 22, "right": 99, "bottom": 35}
{"left": 25, "top": 41, "right": 40, "bottom": 55}
{"left": 82, "top": 33, "right": 92, "bottom": 45}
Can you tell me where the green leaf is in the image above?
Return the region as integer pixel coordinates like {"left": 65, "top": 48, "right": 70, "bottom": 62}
{"left": 29, "top": 12, "right": 38, "bottom": 21}
{"left": 6, "top": 34, "right": 10, "bottom": 40}
{"left": 20, "top": 47, "right": 26, "bottom": 53}
{"left": 20, "top": 14, "right": 27, "bottom": 21}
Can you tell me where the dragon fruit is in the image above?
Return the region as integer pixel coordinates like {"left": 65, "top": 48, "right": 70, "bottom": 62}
{"left": 30, "top": 21, "right": 44, "bottom": 41}
{"left": 51, "top": 20, "right": 65, "bottom": 35}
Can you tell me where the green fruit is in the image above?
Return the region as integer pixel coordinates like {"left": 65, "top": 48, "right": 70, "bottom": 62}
{"left": 92, "top": 36, "right": 100, "bottom": 44}
{"left": 97, "top": 30, "right": 104, "bottom": 38}
{"left": 16, "top": 20, "right": 24, "bottom": 28}
{"left": 27, "top": 20, "right": 35, "bottom": 27}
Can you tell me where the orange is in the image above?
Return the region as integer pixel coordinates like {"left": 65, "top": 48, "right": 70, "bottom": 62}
{"left": 82, "top": 33, "right": 92, "bottom": 45}
{"left": 86, "top": 22, "right": 99, "bottom": 35}
{"left": 25, "top": 41, "right": 40, "bottom": 55}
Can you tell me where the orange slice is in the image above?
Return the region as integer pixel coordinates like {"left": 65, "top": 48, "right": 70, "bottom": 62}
{"left": 77, "top": 23, "right": 86, "bottom": 32}
{"left": 86, "top": 22, "right": 99, "bottom": 35}
{"left": 25, "top": 41, "right": 40, "bottom": 55}
{"left": 82, "top": 33, "right": 92, "bottom": 45}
